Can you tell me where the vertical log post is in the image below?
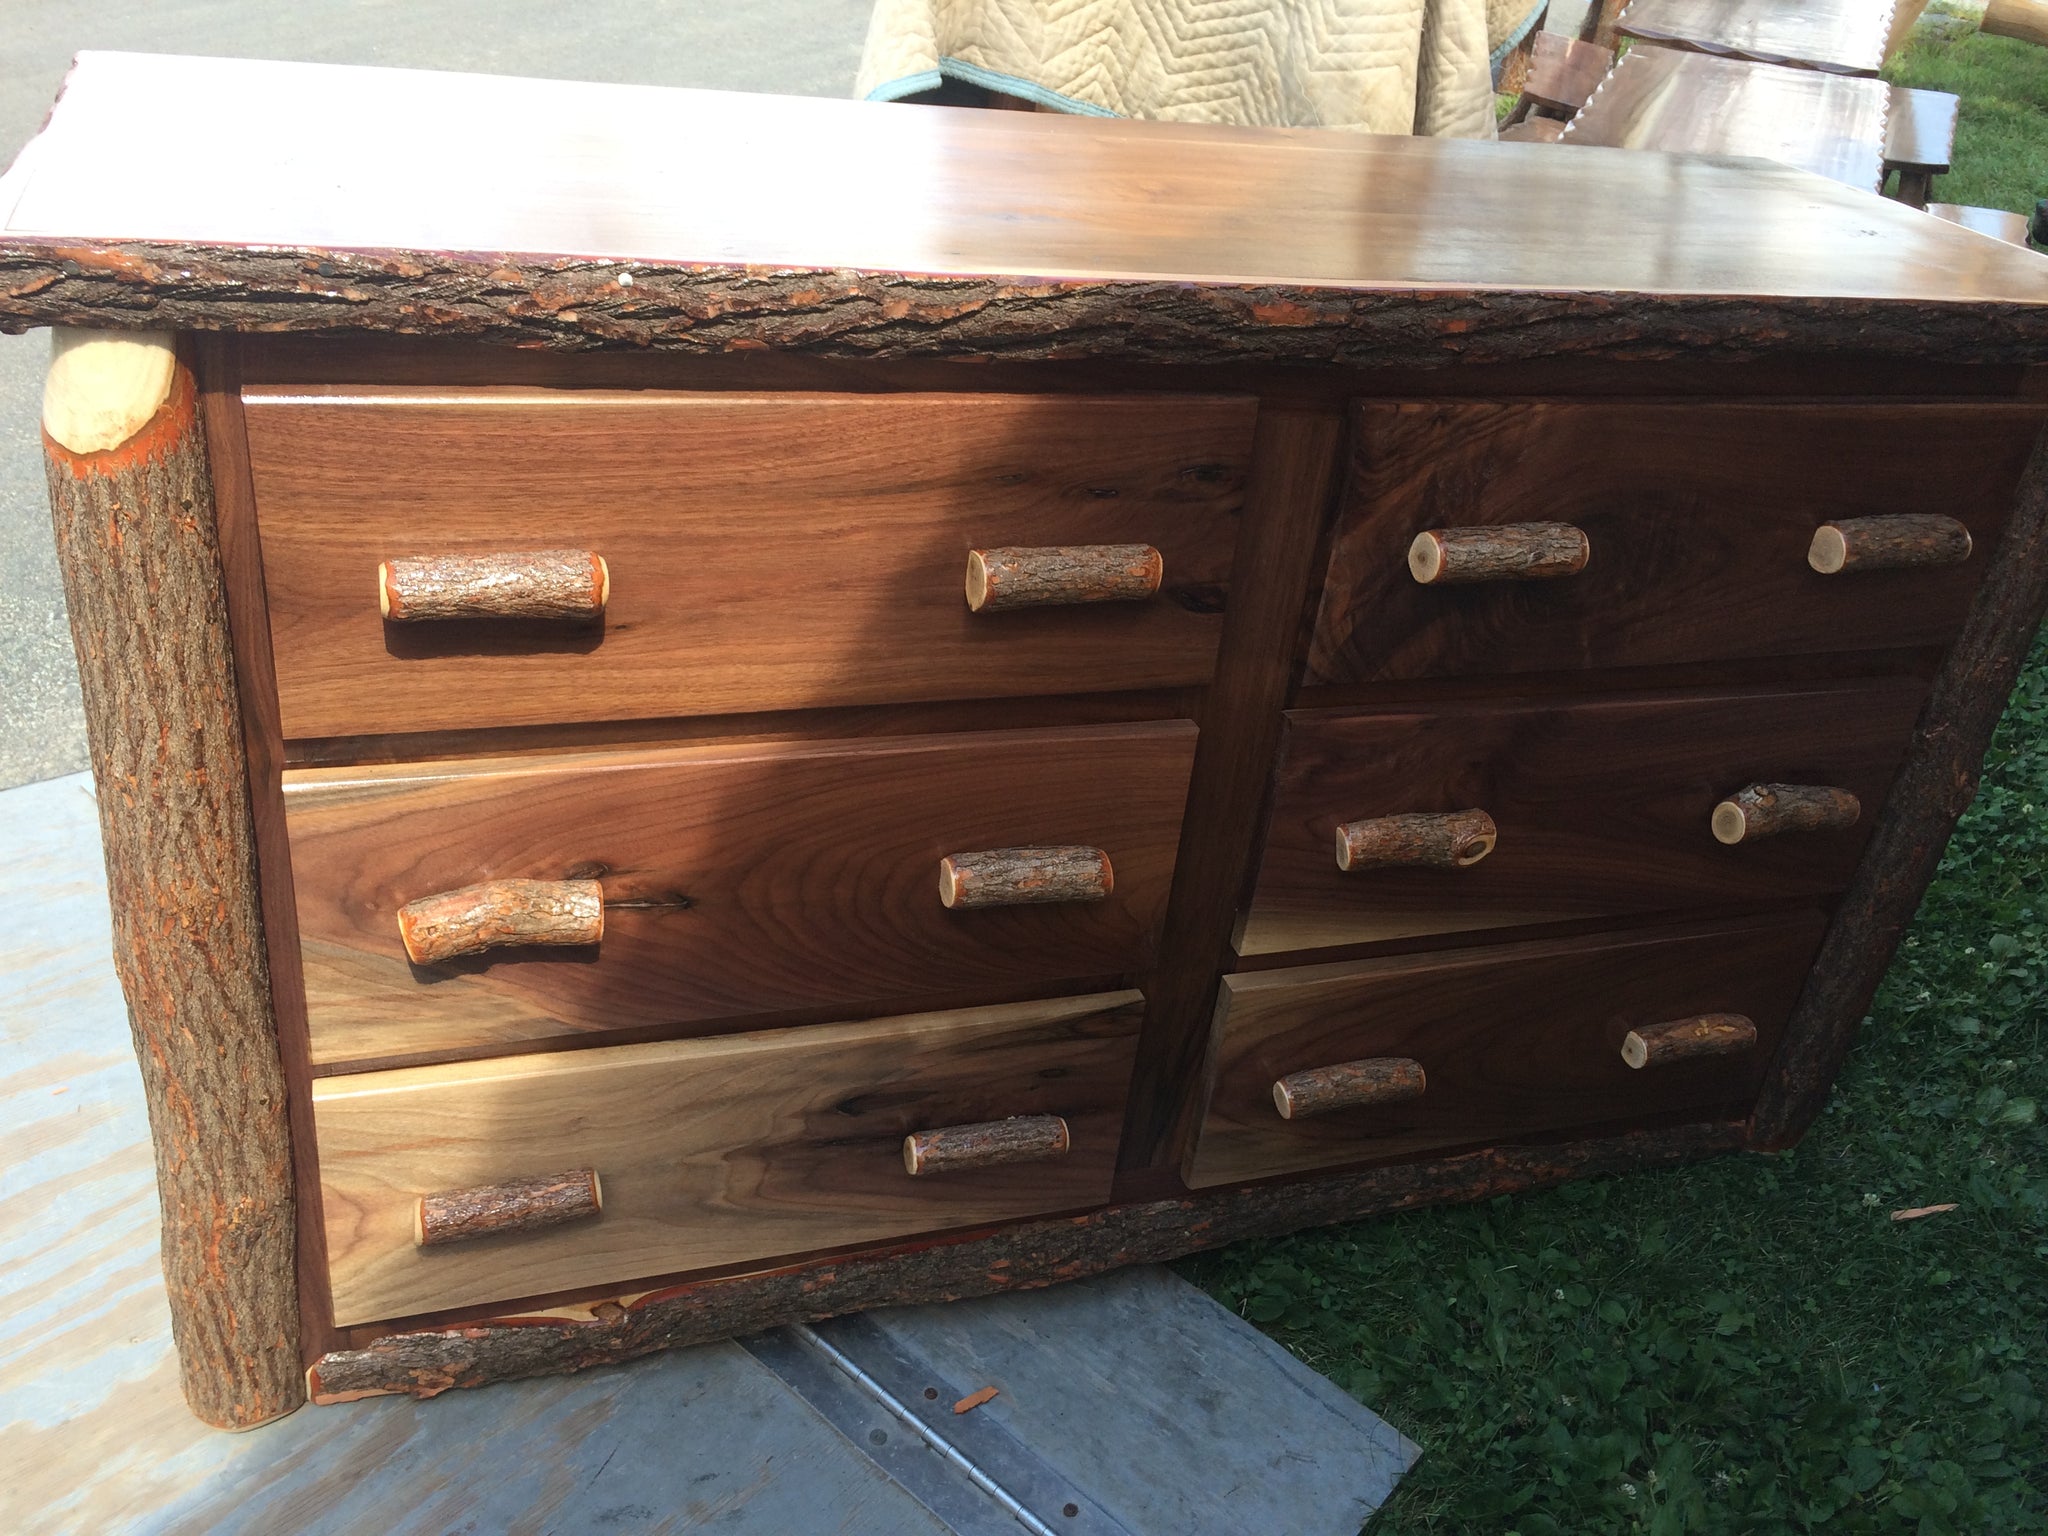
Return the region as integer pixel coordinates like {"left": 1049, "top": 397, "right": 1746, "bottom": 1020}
{"left": 42, "top": 330, "right": 302, "bottom": 1428}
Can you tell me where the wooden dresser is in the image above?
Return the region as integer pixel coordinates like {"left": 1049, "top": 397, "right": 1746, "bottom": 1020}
{"left": 5, "top": 52, "right": 2046, "bottom": 1428}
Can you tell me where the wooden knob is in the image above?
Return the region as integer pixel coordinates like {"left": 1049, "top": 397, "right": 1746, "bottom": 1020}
{"left": 1621, "top": 1014, "right": 1756, "bottom": 1070}
{"left": 903, "top": 1115, "right": 1071, "bottom": 1175}
{"left": 939, "top": 847, "right": 1113, "bottom": 909}
{"left": 1272, "top": 1058, "right": 1426, "bottom": 1120}
{"left": 964, "top": 545, "right": 1163, "bottom": 612}
{"left": 397, "top": 878, "right": 604, "bottom": 964}
{"left": 1335, "top": 810, "right": 1497, "bottom": 872}
{"left": 1808, "top": 515, "right": 1972, "bottom": 575}
{"left": 1711, "top": 784, "right": 1861, "bottom": 846}
{"left": 414, "top": 1169, "right": 602, "bottom": 1247}
{"left": 379, "top": 548, "right": 609, "bottom": 621}
{"left": 1408, "top": 523, "right": 1590, "bottom": 585}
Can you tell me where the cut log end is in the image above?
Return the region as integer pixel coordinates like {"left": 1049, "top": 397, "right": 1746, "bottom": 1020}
{"left": 397, "top": 878, "right": 605, "bottom": 964}
{"left": 1622, "top": 1014, "right": 1757, "bottom": 1070}
{"left": 1335, "top": 809, "right": 1498, "bottom": 872}
{"left": 1808, "top": 515, "right": 1972, "bottom": 576}
{"left": 939, "top": 846, "right": 1114, "bottom": 909}
{"left": 41, "top": 329, "right": 179, "bottom": 456}
{"left": 1711, "top": 783, "right": 1862, "bottom": 846}
{"left": 1272, "top": 1058, "right": 1427, "bottom": 1119}
{"left": 963, "top": 544, "right": 1163, "bottom": 613}
{"left": 903, "top": 1115, "right": 1071, "bottom": 1175}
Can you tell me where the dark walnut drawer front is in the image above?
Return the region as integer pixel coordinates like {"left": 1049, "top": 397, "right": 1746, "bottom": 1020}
{"left": 1186, "top": 915, "right": 1825, "bottom": 1189}
{"left": 244, "top": 388, "right": 1255, "bottom": 738}
{"left": 286, "top": 721, "right": 1196, "bottom": 1066}
{"left": 1309, "top": 401, "right": 2045, "bottom": 684}
{"left": 314, "top": 990, "right": 1142, "bottom": 1326}
{"left": 1239, "top": 679, "right": 1924, "bottom": 957}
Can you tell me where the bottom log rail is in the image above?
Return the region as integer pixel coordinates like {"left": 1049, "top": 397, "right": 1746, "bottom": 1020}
{"left": 306, "top": 1119, "right": 1746, "bottom": 1403}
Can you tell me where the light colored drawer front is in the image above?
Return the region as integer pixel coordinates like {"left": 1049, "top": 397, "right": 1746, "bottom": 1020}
{"left": 315, "top": 990, "right": 1142, "bottom": 1327}
{"left": 286, "top": 721, "right": 1196, "bottom": 1066}
{"left": 1187, "top": 915, "right": 1826, "bottom": 1190}
{"left": 245, "top": 388, "right": 1254, "bottom": 738}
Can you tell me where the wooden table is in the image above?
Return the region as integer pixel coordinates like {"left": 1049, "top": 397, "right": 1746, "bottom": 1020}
{"left": 1616, "top": 0, "right": 1896, "bottom": 75}
{"left": 1564, "top": 45, "right": 1891, "bottom": 191}
{"left": 3, "top": 51, "right": 2046, "bottom": 1433}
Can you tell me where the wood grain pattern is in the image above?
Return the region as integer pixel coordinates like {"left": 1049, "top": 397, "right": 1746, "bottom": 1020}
{"left": 244, "top": 390, "right": 1250, "bottom": 738}
{"left": 1615, "top": 0, "right": 1894, "bottom": 74}
{"left": 395, "top": 879, "right": 604, "bottom": 964}
{"left": 1309, "top": 402, "right": 2047, "bottom": 687}
{"left": 285, "top": 722, "right": 1195, "bottom": 1065}
{"left": 312, "top": 991, "right": 1142, "bottom": 1326}
{"left": 1407, "top": 523, "right": 1590, "bottom": 585}
{"left": 1523, "top": 30, "right": 1615, "bottom": 112}
{"left": 1929, "top": 203, "right": 2033, "bottom": 245}
{"left": 1334, "top": 810, "right": 1498, "bottom": 872}
{"left": 902, "top": 1116, "right": 1071, "bottom": 1175}
{"left": 1808, "top": 515, "right": 1972, "bottom": 575}
{"left": 1622, "top": 1013, "right": 1756, "bottom": 1069}
{"left": 6, "top": 57, "right": 2048, "bottom": 370}
{"left": 379, "top": 549, "right": 608, "bottom": 622}
{"left": 1187, "top": 915, "right": 1825, "bottom": 1188}
{"left": 1564, "top": 47, "right": 1890, "bottom": 191}
{"left": 965, "top": 546, "right": 1162, "bottom": 612}
{"left": 938, "top": 847, "right": 1113, "bottom": 909}
{"left": 1241, "top": 681, "right": 1924, "bottom": 956}
{"left": 1272, "top": 1059, "right": 1426, "bottom": 1120}
{"left": 1710, "top": 783, "right": 1861, "bottom": 845}
{"left": 1982, "top": 0, "right": 2048, "bottom": 47}
{"left": 415, "top": 1170, "right": 602, "bottom": 1247}
{"left": 43, "top": 349, "right": 301, "bottom": 1428}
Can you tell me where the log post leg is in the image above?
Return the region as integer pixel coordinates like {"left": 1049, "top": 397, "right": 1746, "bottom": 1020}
{"left": 42, "top": 330, "right": 301, "bottom": 1428}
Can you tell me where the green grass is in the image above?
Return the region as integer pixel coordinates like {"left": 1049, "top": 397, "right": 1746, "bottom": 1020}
{"left": 1181, "top": 24, "right": 2048, "bottom": 1526}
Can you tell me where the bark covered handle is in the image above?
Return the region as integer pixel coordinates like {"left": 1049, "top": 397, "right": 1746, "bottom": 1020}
{"left": 1408, "top": 523, "right": 1590, "bottom": 585}
{"left": 903, "top": 1115, "right": 1071, "bottom": 1175}
{"left": 1711, "top": 784, "right": 1861, "bottom": 846}
{"left": 939, "top": 847, "right": 1114, "bottom": 909}
{"left": 1335, "top": 810, "right": 1497, "bottom": 872}
{"left": 1807, "top": 515, "right": 1972, "bottom": 575}
{"left": 1273, "top": 1058, "right": 1426, "bottom": 1119}
{"left": 1622, "top": 1014, "right": 1756, "bottom": 1070}
{"left": 379, "top": 548, "right": 610, "bottom": 621}
{"left": 414, "top": 1169, "right": 603, "bottom": 1247}
{"left": 398, "top": 878, "right": 604, "bottom": 963}
{"left": 965, "top": 544, "right": 1163, "bottom": 612}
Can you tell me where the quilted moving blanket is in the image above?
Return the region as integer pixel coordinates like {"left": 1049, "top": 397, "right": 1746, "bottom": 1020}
{"left": 856, "top": 0, "right": 1510, "bottom": 138}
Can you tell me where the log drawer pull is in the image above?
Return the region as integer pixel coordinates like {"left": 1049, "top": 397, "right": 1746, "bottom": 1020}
{"left": 415, "top": 1168, "right": 603, "bottom": 1247}
{"left": 1711, "top": 784, "right": 1861, "bottom": 846}
{"left": 1622, "top": 1014, "right": 1756, "bottom": 1070}
{"left": 939, "top": 847, "right": 1114, "bottom": 909}
{"left": 1408, "top": 523, "right": 1590, "bottom": 585}
{"left": 1808, "top": 515, "right": 1972, "bottom": 575}
{"left": 398, "top": 878, "right": 604, "bottom": 964}
{"left": 379, "top": 548, "right": 610, "bottom": 622}
{"left": 1273, "top": 1058, "right": 1426, "bottom": 1120}
{"left": 903, "top": 1115, "right": 1071, "bottom": 1175}
{"left": 965, "top": 544, "right": 1163, "bottom": 612}
{"left": 1336, "top": 810, "right": 1497, "bottom": 872}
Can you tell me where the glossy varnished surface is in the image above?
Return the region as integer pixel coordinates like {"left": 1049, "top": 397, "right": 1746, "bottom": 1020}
{"left": 1617, "top": 0, "right": 1896, "bottom": 75}
{"left": 1565, "top": 45, "right": 1891, "bottom": 190}
{"left": 1, "top": 50, "right": 2045, "bottom": 314}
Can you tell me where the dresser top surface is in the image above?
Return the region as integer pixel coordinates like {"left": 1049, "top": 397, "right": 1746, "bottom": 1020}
{"left": 3, "top": 50, "right": 2044, "bottom": 307}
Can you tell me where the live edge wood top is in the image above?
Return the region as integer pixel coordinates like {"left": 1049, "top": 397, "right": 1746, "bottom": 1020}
{"left": 3, "top": 52, "right": 2046, "bottom": 366}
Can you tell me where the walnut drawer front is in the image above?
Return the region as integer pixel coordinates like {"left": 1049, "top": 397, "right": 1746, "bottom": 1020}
{"left": 1186, "top": 914, "right": 1825, "bottom": 1189}
{"left": 313, "top": 989, "right": 1142, "bottom": 1327}
{"left": 1309, "top": 401, "right": 2046, "bottom": 685}
{"left": 1239, "top": 679, "right": 1925, "bottom": 957}
{"left": 285, "top": 721, "right": 1196, "bottom": 1066}
{"left": 242, "top": 388, "right": 1254, "bottom": 739}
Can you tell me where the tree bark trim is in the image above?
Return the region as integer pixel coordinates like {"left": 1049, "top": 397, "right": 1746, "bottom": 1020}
{"left": 1622, "top": 1014, "right": 1757, "bottom": 1070}
{"left": 1754, "top": 426, "right": 2048, "bottom": 1148}
{"left": 416, "top": 1170, "right": 604, "bottom": 1247}
{"left": 965, "top": 545, "right": 1163, "bottom": 612}
{"left": 304, "top": 1119, "right": 1747, "bottom": 1403}
{"left": 1807, "top": 515, "right": 1973, "bottom": 575}
{"left": 939, "top": 847, "right": 1113, "bottom": 909}
{"left": 397, "top": 878, "right": 604, "bottom": 964}
{"left": 380, "top": 549, "right": 608, "bottom": 621}
{"left": 1335, "top": 809, "right": 1498, "bottom": 871}
{"left": 1273, "top": 1058, "right": 1428, "bottom": 1119}
{"left": 903, "top": 1115, "right": 1072, "bottom": 1175}
{"left": 1408, "top": 523, "right": 1591, "bottom": 584}
{"left": 43, "top": 354, "right": 302, "bottom": 1429}
{"left": 1711, "top": 783, "right": 1861, "bottom": 845}
{"left": 4, "top": 241, "right": 2047, "bottom": 367}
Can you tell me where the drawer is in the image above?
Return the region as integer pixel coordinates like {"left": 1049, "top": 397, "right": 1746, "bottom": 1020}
{"left": 313, "top": 989, "right": 1142, "bottom": 1326}
{"left": 1308, "top": 401, "right": 2045, "bottom": 684}
{"left": 1186, "top": 915, "right": 1825, "bottom": 1189}
{"left": 1239, "top": 679, "right": 1924, "bottom": 957}
{"left": 244, "top": 388, "right": 1255, "bottom": 738}
{"left": 287, "top": 721, "right": 1196, "bottom": 1065}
